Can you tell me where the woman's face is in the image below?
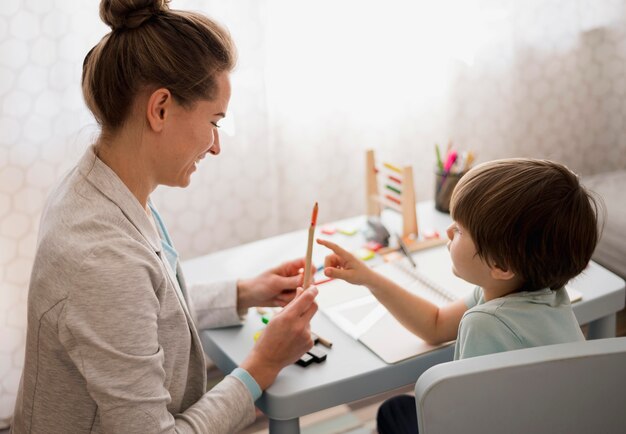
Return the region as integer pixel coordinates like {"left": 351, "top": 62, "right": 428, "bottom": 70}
{"left": 158, "top": 72, "right": 231, "bottom": 188}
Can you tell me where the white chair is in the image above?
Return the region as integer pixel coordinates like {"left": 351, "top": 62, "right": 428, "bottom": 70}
{"left": 415, "top": 337, "right": 626, "bottom": 434}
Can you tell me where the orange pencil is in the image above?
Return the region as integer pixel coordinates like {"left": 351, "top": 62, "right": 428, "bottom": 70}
{"left": 302, "top": 202, "right": 318, "bottom": 289}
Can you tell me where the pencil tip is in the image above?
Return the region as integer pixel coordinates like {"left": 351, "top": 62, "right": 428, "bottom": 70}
{"left": 311, "top": 202, "right": 319, "bottom": 225}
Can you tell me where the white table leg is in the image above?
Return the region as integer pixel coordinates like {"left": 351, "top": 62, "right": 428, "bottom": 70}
{"left": 269, "top": 417, "right": 300, "bottom": 434}
{"left": 587, "top": 314, "right": 616, "bottom": 339}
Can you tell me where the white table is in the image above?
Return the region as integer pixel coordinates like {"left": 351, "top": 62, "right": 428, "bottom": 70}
{"left": 182, "top": 201, "right": 626, "bottom": 434}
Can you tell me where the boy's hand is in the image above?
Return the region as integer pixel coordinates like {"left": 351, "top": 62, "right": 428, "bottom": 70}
{"left": 241, "top": 286, "right": 318, "bottom": 389}
{"left": 316, "top": 238, "right": 373, "bottom": 286}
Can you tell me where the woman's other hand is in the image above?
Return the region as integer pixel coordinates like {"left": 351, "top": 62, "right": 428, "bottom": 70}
{"left": 240, "top": 286, "right": 318, "bottom": 389}
{"left": 236, "top": 258, "right": 312, "bottom": 313}
{"left": 316, "top": 238, "right": 373, "bottom": 286}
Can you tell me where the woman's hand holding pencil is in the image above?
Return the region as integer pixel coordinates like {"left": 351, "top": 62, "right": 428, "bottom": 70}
{"left": 237, "top": 201, "right": 320, "bottom": 313}
{"left": 239, "top": 203, "right": 323, "bottom": 387}
{"left": 236, "top": 258, "right": 311, "bottom": 311}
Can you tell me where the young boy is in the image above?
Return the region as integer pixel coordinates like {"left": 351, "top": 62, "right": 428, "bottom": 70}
{"left": 317, "top": 158, "right": 602, "bottom": 434}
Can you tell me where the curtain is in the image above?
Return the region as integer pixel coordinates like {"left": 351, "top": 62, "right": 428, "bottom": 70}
{"left": 1, "top": 0, "right": 625, "bottom": 426}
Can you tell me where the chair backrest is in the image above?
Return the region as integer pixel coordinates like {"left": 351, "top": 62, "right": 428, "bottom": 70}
{"left": 415, "top": 337, "right": 626, "bottom": 434}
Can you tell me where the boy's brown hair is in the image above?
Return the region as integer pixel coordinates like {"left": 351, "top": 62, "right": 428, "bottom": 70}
{"left": 450, "top": 158, "right": 602, "bottom": 291}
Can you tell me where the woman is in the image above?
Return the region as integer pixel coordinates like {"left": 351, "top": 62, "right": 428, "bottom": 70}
{"left": 11, "top": 1, "right": 318, "bottom": 432}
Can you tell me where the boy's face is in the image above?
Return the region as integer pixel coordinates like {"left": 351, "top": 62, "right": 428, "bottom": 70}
{"left": 446, "top": 221, "right": 493, "bottom": 286}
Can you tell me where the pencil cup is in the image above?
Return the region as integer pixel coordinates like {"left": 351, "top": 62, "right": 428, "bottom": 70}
{"left": 434, "top": 170, "right": 464, "bottom": 213}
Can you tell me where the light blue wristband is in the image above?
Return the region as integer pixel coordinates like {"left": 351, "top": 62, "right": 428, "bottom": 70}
{"left": 230, "top": 367, "right": 262, "bottom": 401}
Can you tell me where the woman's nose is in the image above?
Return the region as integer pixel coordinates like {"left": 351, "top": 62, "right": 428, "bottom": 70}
{"left": 209, "top": 130, "right": 221, "bottom": 155}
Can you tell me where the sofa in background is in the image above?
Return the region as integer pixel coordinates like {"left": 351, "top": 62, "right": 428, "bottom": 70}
{"left": 585, "top": 170, "right": 626, "bottom": 281}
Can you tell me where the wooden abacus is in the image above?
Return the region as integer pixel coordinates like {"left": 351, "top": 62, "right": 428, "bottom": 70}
{"left": 365, "top": 149, "right": 445, "bottom": 252}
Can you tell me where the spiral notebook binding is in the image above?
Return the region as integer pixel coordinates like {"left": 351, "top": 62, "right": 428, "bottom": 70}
{"left": 394, "top": 259, "right": 458, "bottom": 302}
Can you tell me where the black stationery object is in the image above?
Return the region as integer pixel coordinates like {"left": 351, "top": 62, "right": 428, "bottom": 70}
{"left": 364, "top": 216, "right": 390, "bottom": 246}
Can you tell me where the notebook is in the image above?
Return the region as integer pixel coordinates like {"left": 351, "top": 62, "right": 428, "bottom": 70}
{"left": 317, "top": 255, "right": 583, "bottom": 364}
{"left": 317, "top": 258, "right": 476, "bottom": 364}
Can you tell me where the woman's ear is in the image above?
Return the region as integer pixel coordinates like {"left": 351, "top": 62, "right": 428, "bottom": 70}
{"left": 490, "top": 265, "right": 516, "bottom": 281}
{"left": 146, "top": 88, "right": 172, "bottom": 132}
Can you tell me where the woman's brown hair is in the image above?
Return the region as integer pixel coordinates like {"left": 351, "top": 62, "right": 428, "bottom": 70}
{"left": 82, "top": 0, "right": 236, "bottom": 131}
{"left": 450, "top": 158, "right": 603, "bottom": 291}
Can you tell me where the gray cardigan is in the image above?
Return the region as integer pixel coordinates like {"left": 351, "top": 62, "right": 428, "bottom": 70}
{"left": 11, "top": 147, "right": 256, "bottom": 433}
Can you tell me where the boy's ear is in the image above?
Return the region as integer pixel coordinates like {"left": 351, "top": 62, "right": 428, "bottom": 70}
{"left": 146, "top": 88, "right": 172, "bottom": 132}
{"left": 490, "top": 265, "right": 516, "bottom": 281}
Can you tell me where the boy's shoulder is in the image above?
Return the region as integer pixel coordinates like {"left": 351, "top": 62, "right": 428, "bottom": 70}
{"left": 461, "top": 287, "right": 576, "bottom": 340}
{"left": 455, "top": 309, "right": 523, "bottom": 359}
{"left": 472, "top": 288, "right": 563, "bottom": 313}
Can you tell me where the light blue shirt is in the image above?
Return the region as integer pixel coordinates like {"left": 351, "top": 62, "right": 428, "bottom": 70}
{"left": 454, "top": 286, "right": 585, "bottom": 360}
{"left": 230, "top": 368, "right": 262, "bottom": 401}
{"left": 148, "top": 202, "right": 179, "bottom": 274}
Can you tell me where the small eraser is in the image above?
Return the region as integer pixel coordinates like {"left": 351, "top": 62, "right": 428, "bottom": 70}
{"left": 310, "top": 332, "right": 320, "bottom": 345}
{"left": 364, "top": 240, "right": 383, "bottom": 252}
{"left": 338, "top": 227, "right": 357, "bottom": 236}
{"left": 356, "top": 248, "right": 375, "bottom": 261}
{"left": 383, "top": 251, "right": 403, "bottom": 262}
{"left": 307, "top": 345, "right": 327, "bottom": 363}
{"left": 296, "top": 353, "right": 314, "bottom": 367}
{"left": 321, "top": 226, "right": 337, "bottom": 235}
{"left": 423, "top": 230, "right": 440, "bottom": 240}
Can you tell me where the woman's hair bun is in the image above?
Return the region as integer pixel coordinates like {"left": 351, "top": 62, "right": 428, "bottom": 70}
{"left": 100, "top": 0, "right": 170, "bottom": 31}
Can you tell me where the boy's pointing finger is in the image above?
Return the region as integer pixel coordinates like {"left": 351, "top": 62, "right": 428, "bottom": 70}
{"left": 317, "top": 238, "right": 350, "bottom": 257}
